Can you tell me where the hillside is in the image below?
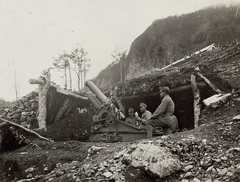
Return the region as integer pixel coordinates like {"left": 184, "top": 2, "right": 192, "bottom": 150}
{"left": 0, "top": 42, "right": 240, "bottom": 182}
{"left": 93, "top": 5, "right": 240, "bottom": 89}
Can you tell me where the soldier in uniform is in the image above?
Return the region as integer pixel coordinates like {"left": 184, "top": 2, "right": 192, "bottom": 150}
{"left": 145, "top": 87, "right": 178, "bottom": 138}
{"left": 125, "top": 107, "right": 138, "bottom": 125}
{"left": 137, "top": 102, "right": 152, "bottom": 124}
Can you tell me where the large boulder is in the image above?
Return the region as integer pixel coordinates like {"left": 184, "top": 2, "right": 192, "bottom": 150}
{"left": 122, "top": 142, "right": 181, "bottom": 178}
{"left": 203, "top": 93, "right": 231, "bottom": 108}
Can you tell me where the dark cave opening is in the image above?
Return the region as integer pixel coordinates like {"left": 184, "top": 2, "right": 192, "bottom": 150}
{"left": 121, "top": 82, "right": 216, "bottom": 130}
{"left": 0, "top": 127, "right": 27, "bottom": 153}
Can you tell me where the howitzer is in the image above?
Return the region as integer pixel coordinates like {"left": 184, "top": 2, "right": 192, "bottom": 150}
{"left": 85, "top": 80, "right": 148, "bottom": 142}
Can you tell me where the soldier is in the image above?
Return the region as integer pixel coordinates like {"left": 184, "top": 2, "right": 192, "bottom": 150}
{"left": 125, "top": 107, "right": 138, "bottom": 125}
{"left": 137, "top": 102, "right": 152, "bottom": 124}
{"left": 146, "top": 86, "right": 178, "bottom": 138}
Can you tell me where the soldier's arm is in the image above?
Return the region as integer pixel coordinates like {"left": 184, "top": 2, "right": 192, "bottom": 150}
{"left": 151, "top": 98, "right": 168, "bottom": 119}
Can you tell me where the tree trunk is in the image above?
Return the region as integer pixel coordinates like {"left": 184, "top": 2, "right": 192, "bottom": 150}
{"left": 37, "top": 73, "right": 50, "bottom": 130}
{"left": 77, "top": 74, "right": 80, "bottom": 92}
{"left": 80, "top": 70, "right": 83, "bottom": 89}
{"left": 78, "top": 60, "right": 82, "bottom": 90}
{"left": 191, "top": 74, "right": 201, "bottom": 128}
{"left": 120, "top": 61, "right": 123, "bottom": 82}
{"left": 68, "top": 66, "right": 72, "bottom": 91}
{"left": 64, "top": 67, "right": 67, "bottom": 89}
{"left": 83, "top": 59, "right": 86, "bottom": 84}
{"left": 0, "top": 118, "right": 52, "bottom": 142}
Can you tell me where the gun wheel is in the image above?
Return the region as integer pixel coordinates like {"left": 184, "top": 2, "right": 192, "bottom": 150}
{"left": 106, "top": 115, "right": 116, "bottom": 124}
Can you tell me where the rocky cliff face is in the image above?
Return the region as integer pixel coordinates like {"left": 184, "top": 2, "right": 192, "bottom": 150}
{"left": 93, "top": 5, "right": 240, "bottom": 88}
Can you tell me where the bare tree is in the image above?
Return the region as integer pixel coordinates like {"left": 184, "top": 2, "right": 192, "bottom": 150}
{"left": 112, "top": 47, "right": 127, "bottom": 82}
{"left": 69, "top": 48, "right": 84, "bottom": 91}
{"left": 53, "top": 53, "right": 71, "bottom": 90}
{"left": 13, "top": 60, "right": 20, "bottom": 101}
{"left": 69, "top": 48, "right": 90, "bottom": 91}
{"left": 53, "top": 47, "right": 91, "bottom": 91}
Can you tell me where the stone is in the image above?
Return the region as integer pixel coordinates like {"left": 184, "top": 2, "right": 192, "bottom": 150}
{"left": 202, "top": 139, "right": 207, "bottom": 144}
{"left": 192, "top": 178, "right": 201, "bottom": 182}
{"left": 212, "top": 158, "right": 221, "bottom": 163}
{"left": 125, "top": 165, "right": 152, "bottom": 182}
{"left": 71, "top": 161, "right": 78, "bottom": 166}
{"left": 102, "top": 171, "right": 113, "bottom": 178}
{"left": 111, "top": 173, "right": 124, "bottom": 181}
{"left": 26, "top": 173, "right": 32, "bottom": 178}
{"left": 25, "top": 167, "right": 35, "bottom": 173}
{"left": 161, "top": 135, "right": 168, "bottom": 139}
{"left": 12, "top": 113, "right": 20, "bottom": 119}
{"left": 221, "top": 156, "right": 227, "bottom": 161}
{"left": 4, "top": 108, "right": 10, "bottom": 112}
{"left": 200, "top": 156, "right": 212, "bottom": 167}
{"left": 122, "top": 143, "right": 181, "bottom": 178}
{"left": 233, "top": 115, "right": 240, "bottom": 121}
{"left": 102, "top": 161, "right": 109, "bottom": 167}
{"left": 218, "top": 168, "right": 228, "bottom": 176}
{"left": 56, "top": 170, "right": 64, "bottom": 177}
{"left": 114, "top": 148, "right": 127, "bottom": 159}
{"left": 184, "top": 165, "right": 194, "bottom": 172}
{"left": 226, "top": 171, "right": 234, "bottom": 177}
{"left": 203, "top": 93, "right": 231, "bottom": 108}
{"left": 184, "top": 171, "right": 192, "bottom": 177}
{"left": 206, "top": 166, "right": 213, "bottom": 172}
{"left": 205, "top": 179, "right": 212, "bottom": 182}
{"left": 21, "top": 112, "right": 27, "bottom": 116}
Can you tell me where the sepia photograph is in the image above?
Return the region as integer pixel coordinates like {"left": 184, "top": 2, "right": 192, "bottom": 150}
{"left": 0, "top": 0, "right": 240, "bottom": 181}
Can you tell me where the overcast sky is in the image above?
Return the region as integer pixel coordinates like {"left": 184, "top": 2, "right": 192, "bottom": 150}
{"left": 0, "top": 0, "right": 239, "bottom": 101}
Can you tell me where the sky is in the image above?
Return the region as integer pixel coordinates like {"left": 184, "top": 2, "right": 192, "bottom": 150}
{"left": 0, "top": 0, "right": 239, "bottom": 101}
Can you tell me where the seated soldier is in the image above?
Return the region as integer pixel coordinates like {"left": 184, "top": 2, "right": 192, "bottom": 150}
{"left": 137, "top": 102, "right": 152, "bottom": 125}
{"left": 145, "top": 86, "right": 178, "bottom": 138}
{"left": 125, "top": 108, "right": 138, "bottom": 125}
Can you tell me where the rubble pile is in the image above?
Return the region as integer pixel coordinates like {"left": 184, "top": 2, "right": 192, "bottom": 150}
{"left": 41, "top": 141, "right": 181, "bottom": 182}
{"left": 37, "top": 115, "right": 240, "bottom": 182}
{"left": 163, "top": 136, "right": 240, "bottom": 182}
{"left": 0, "top": 92, "right": 38, "bottom": 128}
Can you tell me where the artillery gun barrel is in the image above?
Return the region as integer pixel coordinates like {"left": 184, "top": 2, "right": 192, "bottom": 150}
{"left": 85, "top": 80, "right": 108, "bottom": 104}
{"left": 88, "top": 94, "right": 102, "bottom": 110}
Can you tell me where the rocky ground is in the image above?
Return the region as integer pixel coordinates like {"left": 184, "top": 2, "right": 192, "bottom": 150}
{"left": 0, "top": 43, "right": 240, "bottom": 182}
{"left": 0, "top": 97, "right": 239, "bottom": 182}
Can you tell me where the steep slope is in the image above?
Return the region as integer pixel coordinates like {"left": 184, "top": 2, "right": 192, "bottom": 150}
{"left": 1, "top": 41, "right": 240, "bottom": 182}
{"left": 93, "top": 5, "right": 240, "bottom": 88}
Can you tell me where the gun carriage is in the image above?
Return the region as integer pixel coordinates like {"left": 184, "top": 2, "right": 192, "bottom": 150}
{"left": 85, "top": 80, "right": 149, "bottom": 142}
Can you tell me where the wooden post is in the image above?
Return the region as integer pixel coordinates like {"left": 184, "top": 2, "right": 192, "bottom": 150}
{"left": 29, "top": 71, "right": 50, "bottom": 130}
{"left": 195, "top": 71, "right": 222, "bottom": 94}
{"left": 191, "top": 73, "right": 201, "bottom": 128}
